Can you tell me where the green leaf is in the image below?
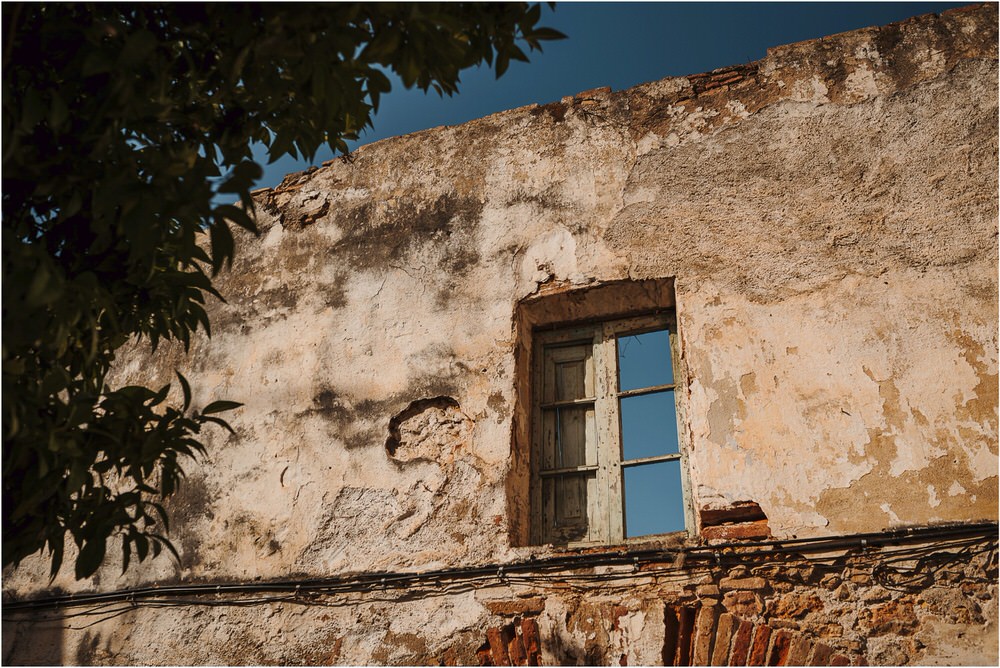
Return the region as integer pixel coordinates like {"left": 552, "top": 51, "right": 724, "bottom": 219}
{"left": 50, "top": 92, "right": 70, "bottom": 130}
{"left": 25, "top": 262, "right": 61, "bottom": 307}
{"left": 496, "top": 51, "right": 511, "bottom": 78}
{"left": 119, "top": 29, "right": 158, "bottom": 68}
{"left": 527, "top": 27, "right": 567, "bottom": 41}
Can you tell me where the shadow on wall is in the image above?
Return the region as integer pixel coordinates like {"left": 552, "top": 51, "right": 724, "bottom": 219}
{"left": 2, "top": 619, "right": 63, "bottom": 665}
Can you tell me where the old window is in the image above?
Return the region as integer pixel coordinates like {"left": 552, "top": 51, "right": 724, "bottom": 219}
{"left": 530, "top": 312, "right": 691, "bottom": 545}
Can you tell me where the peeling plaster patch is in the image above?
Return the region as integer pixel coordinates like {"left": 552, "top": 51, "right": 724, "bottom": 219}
{"left": 726, "top": 99, "right": 750, "bottom": 119}
{"left": 385, "top": 397, "right": 473, "bottom": 463}
{"left": 676, "top": 106, "right": 721, "bottom": 142}
{"left": 879, "top": 503, "right": 902, "bottom": 524}
{"left": 636, "top": 132, "right": 664, "bottom": 155}
{"left": 948, "top": 481, "right": 967, "bottom": 496}
{"left": 844, "top": 65, "right": 881, "bottom": 99}
{"left": 520, "top": 228, "right": 577, "bottom": 287}
{"left": 918, "top": 49, "right": 947, "bottom": 76}
{"left": 792, "top": 76, "right": 830, "bottom": 103}
{"left": 927, "top": 485, "right": 940, "bottom": 508}
{"left": 968, "top": 442, "right": 999, "bottom": 483}
{"left": 854, "top": 42, "right": 884, "bottom": 66}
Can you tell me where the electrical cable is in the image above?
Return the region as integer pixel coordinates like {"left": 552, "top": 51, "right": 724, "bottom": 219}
{"left": 3, "top": 521, "right": 994, "bottom": 621}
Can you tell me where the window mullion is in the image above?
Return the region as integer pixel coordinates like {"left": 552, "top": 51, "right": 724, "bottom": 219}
{"left": 670, "top": 323, "right": 696, "bottom": 536}
{"left": 530, "top": 337, "right": 545, "bottom": 545}
{"left": 596, "top": 321, "right": 624, "bottom": 544}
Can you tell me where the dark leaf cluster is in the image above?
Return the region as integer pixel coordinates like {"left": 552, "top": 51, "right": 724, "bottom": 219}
{"left": 2, "top": 3, "right": 563, "bottom": 579}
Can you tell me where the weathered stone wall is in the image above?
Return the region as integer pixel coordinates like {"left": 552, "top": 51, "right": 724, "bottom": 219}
{"left": 3, "top": 5, "right": 997, "bottom": 665}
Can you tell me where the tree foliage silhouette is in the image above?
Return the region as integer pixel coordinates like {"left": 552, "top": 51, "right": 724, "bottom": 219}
{"left": 2, "top": 2, "right": 563, "bottom": 579}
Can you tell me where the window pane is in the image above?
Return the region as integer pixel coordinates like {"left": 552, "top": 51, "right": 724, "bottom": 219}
{"left": 620, "top": 390, "right": 679, "bottom": 460}
{"left": 624, "top": 460, "right": 686, "bottom": 537}
{"left": 617, "top": 328, "right": 673, "bottom": 391}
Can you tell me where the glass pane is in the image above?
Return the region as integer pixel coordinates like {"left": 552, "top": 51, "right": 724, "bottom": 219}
{"left": 620, "top": 390, "right": 679, "bottom": 460}
{"left": 617, "top": 328, "right": 673, "bottom": 391}
{"left": 624, "top": 460, "right": 686, "bottom": 537}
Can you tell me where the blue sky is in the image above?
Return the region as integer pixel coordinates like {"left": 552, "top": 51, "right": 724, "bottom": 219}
{"left": 257, "top": 1, "right": 968, "bottom": 188}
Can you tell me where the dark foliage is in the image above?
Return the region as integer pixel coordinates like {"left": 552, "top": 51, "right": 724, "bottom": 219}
{"left": 2, "top": 2, "right": 562, "bottom": 579}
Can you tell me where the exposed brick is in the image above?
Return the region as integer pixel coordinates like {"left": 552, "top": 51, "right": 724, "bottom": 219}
{"left": 703, "top": 520, "right": 771, "bottom": 542}
{"left": 768, "top": 630, "right": 793, "bottom": 666}
{"left": 858, "top": 599, "right": 917, "bottom": 636}
{"left": 477, "top": 644, "right": 493, "bottom": 666}
{"left": 729, "top": 620, "right": 754, "bottom": 666}
{"left": 521, "top": 618, "right": 541, "bottom": 666}
{"left": 697, "top": 584, "right": 722, "bottom": 598}
{"left": 611, "top": 604, "right": 630, "bottom": 631}
{"left": 861, "top": 587, "right": 892, "bottom": 605}
{"left": 486, "top": 627, "right": 511, "bottom": 666}
{"left": 698, "top": 500, "right": 765, "bottom": 528}
{"left": 484, "top": 598, "right": 546, "bottom": 616}
{"left": 507, "top": 630, "right": 526, "bottom": 666}
{"left": 720, "top": 577, "right": 768, "bottom": 591}
{"left": 692, "top": 605, "right": 720, "bottom": 665}
{"left": 724, "top": 590, "right": 763, "bottom": 618}
{"left": 747, "top": 625, "right": 771, "bottom": 666}
{"left": 576, "top": 86, "right": 611, "bottom": 100}
{"left": 813, "top": 624, "right": 844, "bottom": 639}
{"left": 786, "top": 637, "right": 813, "bottom": 666}
{"left": 829, "top": 655, "right": 851, "bottom": 666}
{"left": 711, "top": 613, "right": 736, "bottom": 666}
{"left": 809, "top": 643, "right": 834, "bottom": 666}
{"left": 441, "top": 646, "right": 463, "bottom": 666}
{"left": 767, "top": 592, "right": 823, "bottom": 619}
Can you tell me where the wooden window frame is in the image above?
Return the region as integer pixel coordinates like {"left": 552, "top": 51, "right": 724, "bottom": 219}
{"left": 529, "top": 312, "right": 693, "bottom": 546}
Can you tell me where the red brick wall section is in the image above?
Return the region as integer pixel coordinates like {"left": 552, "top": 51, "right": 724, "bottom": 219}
{"left": 477, "top": 617, "right": 541, "bottom": 666}
{"left": 475, "top": 604, "right": 863, "bottom": 666}
{"left": 661, "top": 604, "right": 864, "bottom": 666}
{"left": 699, "top": 502, "right": 772, "bottom": 542}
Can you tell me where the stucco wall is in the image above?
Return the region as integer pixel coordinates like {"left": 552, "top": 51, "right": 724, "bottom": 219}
{"left": 3, "top": 5, "right": 997, "bottom": 665}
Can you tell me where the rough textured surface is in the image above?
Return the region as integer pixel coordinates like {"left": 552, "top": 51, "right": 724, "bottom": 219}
{"left": 3, "top": 5, "right": 997, "bottom": 665}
